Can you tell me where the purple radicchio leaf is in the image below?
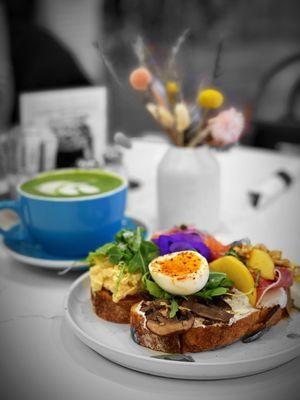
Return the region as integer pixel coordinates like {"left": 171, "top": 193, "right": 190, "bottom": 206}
{"left": 169, "top": 241, "right": 195, "bottom": 253}
{"left": 152, "top": 235, "right": 172, "bottom": 255}
{"left": 192, "top": 241, "right": 211, "bottom": 261}
{"left": 152, "top": 232, "right": 212, "bottom": 260}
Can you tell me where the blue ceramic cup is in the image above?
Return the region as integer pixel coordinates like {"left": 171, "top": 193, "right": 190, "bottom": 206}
{"left": 0, "top": 169, "right": 127, "bottom": 258}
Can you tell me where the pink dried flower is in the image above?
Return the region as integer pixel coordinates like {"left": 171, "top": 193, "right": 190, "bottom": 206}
{"left": 208, "top": 107, "right": 244, "bottom": 145}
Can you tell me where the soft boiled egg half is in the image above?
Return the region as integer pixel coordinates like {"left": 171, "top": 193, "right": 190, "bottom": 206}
{"left": 149, "top": 251, "right": 209, "bottom": 296}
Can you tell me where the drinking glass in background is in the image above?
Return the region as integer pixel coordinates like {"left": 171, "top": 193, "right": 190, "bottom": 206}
{"left": 49, "top": 114, "right": 96, "bottom": 168}
{"left": 0, "top": 126, "right": 58, "bottom": 198}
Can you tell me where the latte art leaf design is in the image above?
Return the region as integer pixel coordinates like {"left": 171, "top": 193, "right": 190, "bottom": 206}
{"left": 37, "top": 181, "right": 101, "bottom": 196}
{"left": 21, "top": 169, "right": 124, "bottom": 198}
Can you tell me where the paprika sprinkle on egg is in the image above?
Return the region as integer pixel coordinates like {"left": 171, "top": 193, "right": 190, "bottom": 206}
{"left": 158, "top": 251, "right": 201, "bottom": 277}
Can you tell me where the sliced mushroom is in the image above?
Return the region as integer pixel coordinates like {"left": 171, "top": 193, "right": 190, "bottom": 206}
{"left": 147, "top": 309, "right": 169, "bottom": 321}
{"left": 140, "top": 300, "right": 169, "bottom": 314}
{"left": 146, "top": 312, "right": 194, "bottom": 336}
{"left": 140, "top": 300, "right": 171, "bottom": 319}
{"left": 182, "top": 300, "right": 233, "bottom": 323}
{"left": 211, "top": 297, "right": 233, "bottom": 312}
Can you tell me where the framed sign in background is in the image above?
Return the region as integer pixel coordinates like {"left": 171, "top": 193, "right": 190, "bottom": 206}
{"left": 20, "top": 86, "right": 107, "bottom": 166}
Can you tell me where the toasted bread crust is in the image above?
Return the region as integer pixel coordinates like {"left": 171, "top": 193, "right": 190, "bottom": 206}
{"left": 130, "top": 303, "right": 287, "bottom": 353}
{"left": 91, "top": 289, "right": 144, "bottom": 324}
{"left": 130, "top": 304, "right": 182, "bottom": 352}
{"left": 182, "top": 307, "right": 286, "bottom": 353}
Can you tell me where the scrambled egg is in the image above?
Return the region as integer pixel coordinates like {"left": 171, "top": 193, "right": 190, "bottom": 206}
{"left": 89, "top": 257, "right": 142, "bottom": 303}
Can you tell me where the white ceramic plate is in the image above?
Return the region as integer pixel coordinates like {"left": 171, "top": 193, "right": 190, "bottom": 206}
{"left": 64, "top": 272, "right": 300, "bottom": 380}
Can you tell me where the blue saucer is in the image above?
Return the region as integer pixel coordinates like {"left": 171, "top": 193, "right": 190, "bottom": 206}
{"left": 1, "top": 216, "right": 147, "bottom": 270}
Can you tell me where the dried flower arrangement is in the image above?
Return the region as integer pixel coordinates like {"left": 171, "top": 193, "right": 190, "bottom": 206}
{"left": 128, "top": 32, "right": 245, "bottom": 147}
{"left": 96, "top": 32, "right": 245, "bottom": 148}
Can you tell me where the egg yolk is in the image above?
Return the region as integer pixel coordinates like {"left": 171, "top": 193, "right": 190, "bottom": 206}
{"left": 158, "top": 252, "right": 201, "bottom": 278}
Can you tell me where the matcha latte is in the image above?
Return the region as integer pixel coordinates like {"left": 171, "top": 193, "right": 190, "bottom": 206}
{"left": 20, "top": 169, "right": 124, "bottom": 198}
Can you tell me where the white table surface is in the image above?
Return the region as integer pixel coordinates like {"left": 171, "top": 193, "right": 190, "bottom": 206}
{"left": 1, "top": 141, "right": 300, "bottom": 400}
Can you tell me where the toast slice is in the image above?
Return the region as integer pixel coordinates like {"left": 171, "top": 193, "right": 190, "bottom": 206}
{"left": 182, "top": 306, "right": 285, "bottom": 353}
{"left": 130, "top": 297, "right": 288, "bottom": 353}
{"left": 91, "top": 289, "right": 146, "bottom": 323}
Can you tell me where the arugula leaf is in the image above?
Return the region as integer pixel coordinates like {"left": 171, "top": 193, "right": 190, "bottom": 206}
{"left": 115, "top": 227, "right": 143, "bottom": 252}
{"left": 128, "top": 251, "right": 145, "bottom": 274}
{"left": 194, "top": 272, "right": 233, "bottom": 300}
{"left": 143, "top": 277, "right": 173, "bottom": 299}
{"left": 145, "top": 279, "right": 166, "bottom": 298}
{"left": 87, "top": 228, "right": 159, "bottom": 278}
{"left": 97, "top": 242, "right": 115, "bottom": 254}
{"left": 195, "top": 287, "right": 228, "bottom": 299}
{"left": 119, "top": 246, "right": 134, "bottom": 262}
{"left": 205, "top": 272, "right": 227, "bottom": 289}
{"left": 142, "top": 268, "right": 233, "bottom": 306}
{"left": 221, "top": 277, "right": 234, "bottom": 288}
{"left": 87, "top": 243, "right": 115, "bottom": 265}
{"left": 209, "top": 272, "right": 227, "bottom": 279}
{"left": 130, "top": 226, "right": 143, "bottom": 252}
{"left": 115, "top": 229, "right": 132, "bottom": 243}
{"left": 169, "top": 299, "right": 179, "bottom": 318}
{"left": 142, "top": 276, "right": 179, "bottom": 318}
{"left": 140, "top": 241, "right": 159, "bottom": 265}
{"left": 204, "top": 272, "right": 233, "bottom": 290}
{"left": 107, "top": 246, "right": 123, "bottom": 265}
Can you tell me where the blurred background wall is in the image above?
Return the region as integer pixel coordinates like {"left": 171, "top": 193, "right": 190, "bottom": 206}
{"left": 103, "top": 0, "right": 300, "bottom": 148}
{"left": 1, "top": 0, "right": 300, "bottom": 149}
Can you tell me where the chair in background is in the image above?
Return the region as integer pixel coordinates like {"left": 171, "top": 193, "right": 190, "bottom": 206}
{"left": 251, "top": 53, "right": 300, "bottom": 152}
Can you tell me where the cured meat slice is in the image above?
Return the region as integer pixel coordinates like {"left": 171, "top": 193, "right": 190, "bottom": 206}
{"left": 257, "top": 267, "right": 293, "bottom": 306}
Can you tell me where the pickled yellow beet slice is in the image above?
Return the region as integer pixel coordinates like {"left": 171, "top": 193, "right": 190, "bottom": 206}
{"left": 209, "top": 256, "right": 257, "bottom": 306}
{"left": 247, "top": 249, "right": 275, "bottom": 280}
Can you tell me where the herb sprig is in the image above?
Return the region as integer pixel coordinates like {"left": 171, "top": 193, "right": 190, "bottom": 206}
{"left": 194, "top": 272, "right": 233, "bottom": 300}
{"left": 88, "top": 227, "right": 159, "bottom": 293}
{"left": 88, "top": 227, "right": 158, "bottom": 272}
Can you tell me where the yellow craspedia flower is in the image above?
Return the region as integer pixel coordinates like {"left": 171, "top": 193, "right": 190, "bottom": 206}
{"left": 166, "top": 81, "right": 179, "bottom": 95}
{"left": 197, "top": 88, "right": 224, "bottom": 109}
{"left": 166, "top": 81, "right": 179, "bottom": 104}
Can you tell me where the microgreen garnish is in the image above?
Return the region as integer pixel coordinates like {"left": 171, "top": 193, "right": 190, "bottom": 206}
{"left": 87, "top": 227, "right": 160, "bottom": 295}
{"left": 88, "top": 227, "right": 158, "bottom": 269}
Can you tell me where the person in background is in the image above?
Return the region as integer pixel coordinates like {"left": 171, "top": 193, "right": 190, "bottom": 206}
{"left": 0, "top": 0, "right": 105, "bottom": 166}
{"left": 1, "top": 0, "right": 104, "bottom": 125}
{"left": 0, "top": 2, "right": 14, "bottom": 131}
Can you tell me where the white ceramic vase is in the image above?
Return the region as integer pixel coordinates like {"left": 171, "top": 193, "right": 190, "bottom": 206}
{"left": 157, "top": 145, "right": 220, "bottom": 232}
